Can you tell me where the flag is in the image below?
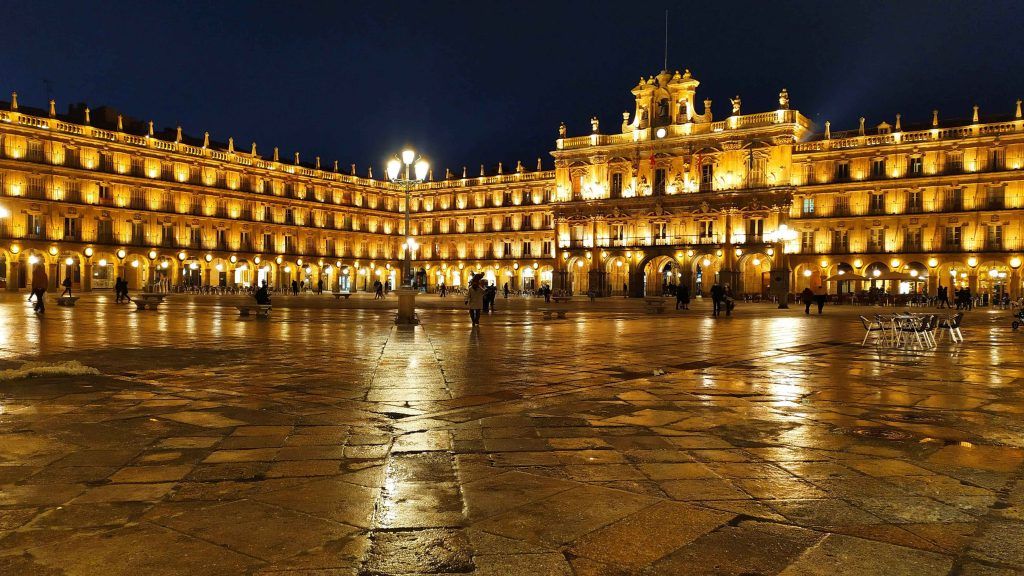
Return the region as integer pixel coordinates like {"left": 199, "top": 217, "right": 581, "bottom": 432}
{"left": 649, "top": 153, "right": 656, "bottom": 167}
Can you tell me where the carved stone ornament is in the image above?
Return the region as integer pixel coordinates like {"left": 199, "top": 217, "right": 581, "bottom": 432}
{"left": 699, "top": 200, "right": 710, "bottom": 213}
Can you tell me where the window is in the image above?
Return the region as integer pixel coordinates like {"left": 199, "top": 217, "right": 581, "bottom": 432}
{"left": 906, "top": 190, "right": 922, "bottom": 212}
{"left": 835, "top": 162, "right": 850, "bottom": 181}
{"left": 802, "top": 197, "right": 815, "bottom": 215}
{"left": 25, "top": 214, "right": 43, "bottom": 238}
{"left": 946, "top": 152, "right": 963, "bottom": 173}
{"left": 987, "top": 225, "right": 1003, "bottom": 250}
{"left": 944, "top": 225, "right": 962, "bottom": 248}
{"left": 63, "top": 217, "right": 79, "bottom": 241}
{"left": 98, "top": 184, "right": 112, "bottom": 203}
{"left": 284, "top": 236, "right": 295, "bottom": 253}
{"left": 611, "top": 223, "right": 625, "bottom": 243}
{"left": 699, "top": 221, "right": 714, "bottom": 240}
{"left": 522, "top": 241, "right": 532, "bottom": 256}
{"left": 869, "top": 193, "right": 886, "bottom": 215}
{"left": 746, "top": 219, "right": 763, "bottom": 242}
{"left": 700, "top": 163, "right": 714, "bottom": 188}
{"left": 216, "top": 229, "right": 227, "bottom": 248}
{"left": 97, "top": 220, "right": 114, "bottom": 244}
{"left": 263, "top": 206, "right": 272, "bottom": 221}
{"left": 503, "top": 190, "right": 512, "bottom": 206}
{"left": 543, "top": 214, "right": 553, "bottom": 228}
{"left": 542, "top": 241, "right": 553, "bottom": 256}
{"left": 285, "top": 209, "right": 294, "bottom": 224}
{"left": 903, "top": 228, "right": 922, "bottom": 251}
{"left": 909, "top": 157, "right": 923, "bottom": 175}
{"left": 801, "top": 231, "right": 815, "bottom": 251}
{"left": 190, "top": 227, "right": 202, "bottom": 247}
{"left": 162, "top": 225, "right": 175, "bottom": 247}
{"left": 990, "top": 149, "right": 1005, "bottom": 171}
{"left": 503, "top": 215, "right": 512, "bottom": 230}
{"left": 611, "top": 173, "right": 623, "bottom": 197}
{"left": 945, "top": 188, "right": 963, "bottom": 211}
{"left": 871, "top": 158, "right": 886, "bottom": 178}
{"left": 544, "top": 188, "right": 554, "bottom": 203}
{"left": 240, "top": 231, "right": 250, "bottom": 250}
{"left": 325, "top": 238, "right": 334, "bottom": 255}
{"left": 131, "top": 222, "right": 145, "bottom": 244}
{"left": 571, "top": 173, "right": 582, "bottom": 197}
{"left": 653, "top": 222, "right": 668, "bottom": 241}
{"left": 653, "top": 168, "right": 667, "bottom": 195}
{"left": 263, "top": 233, "right": 273, "bottom": 251}
{"left": 802, "top": 164, "right": 814, "bottom": 185}
{"left": 832, "top": 230, "right": 849, "bottom": 252}
{"left": 869, "top": 228, "right": 885, "bottom": 252}
{"left": 503, "top": 241, "right": 513, "bottom": 256}
{"left": 833, "top": 196, "right": 850, "bottom": 216}
{"left": 987, "top": 186, "right": 1005, "bottom": 210}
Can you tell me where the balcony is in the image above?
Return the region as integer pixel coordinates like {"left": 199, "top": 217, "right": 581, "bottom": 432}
{"left": 866, "top": 242, "right": 886, "bottom": 253}
{"left": 831, "top": 243, "right": 851, "bottom": 254}
{"left": 901, "top": 241, "right": 923, "bottom": 252}
{"left": 984, "top": 239, "right": 1004, "bottom": 252}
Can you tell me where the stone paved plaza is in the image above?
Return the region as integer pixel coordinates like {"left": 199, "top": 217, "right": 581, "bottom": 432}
{"left": 0, "top": 292, "right": 1022, "bottom": 575}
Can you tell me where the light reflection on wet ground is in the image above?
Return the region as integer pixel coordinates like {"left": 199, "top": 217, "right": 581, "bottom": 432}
{"left": 0, "top": 292, "right": 1022, "bottom": 575}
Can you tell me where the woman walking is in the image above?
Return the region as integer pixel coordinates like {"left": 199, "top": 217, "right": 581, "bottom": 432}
{"left": 465, "top": 274, "right": 485, "bottom": 326}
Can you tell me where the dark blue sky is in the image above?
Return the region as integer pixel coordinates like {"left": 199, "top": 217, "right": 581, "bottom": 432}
{"left": 1, "top": 1, "right": 1020, "bottom": 176}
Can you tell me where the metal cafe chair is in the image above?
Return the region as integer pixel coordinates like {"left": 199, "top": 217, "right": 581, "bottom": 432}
{"left": 937, "top": 313, "right": 964, "bottom": 343}
{"left": 860, "top": 315, "right": 887, "bottom": 346}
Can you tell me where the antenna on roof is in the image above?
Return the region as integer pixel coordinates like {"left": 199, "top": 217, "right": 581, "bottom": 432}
{"left": 663, "top": 10, "right": 669, "bottom": 71}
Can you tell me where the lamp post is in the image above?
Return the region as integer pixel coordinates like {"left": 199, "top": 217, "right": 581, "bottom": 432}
{"left": 387, "top": 150, "right": 428, "bottom": 326}
{"left": 386, "top": 149, "right": 429, "bottom": 288}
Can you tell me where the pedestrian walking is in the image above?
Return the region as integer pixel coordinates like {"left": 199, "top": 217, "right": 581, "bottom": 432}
{"left": 710, "top": 283, "right": 724, "bottom": 317}
{"left": 291, "top": 280, "right": 299, "bottom": 296}
{"left": 937, "top": 285, "right": 949, "bottom": 309}
{"left": 723, "top": 285, "right": 735, "bottom": 316}
{"left": 503, "top": 282, "right": 509, "bottom": 299}
{"left": 60, "top": 275, "right": 73, "bottom": 297}
{"left": 31, "top": 264, "right": 48, "bottom": 313}
{"left": 800, "top": 287, "right": 814, "bottom": 315}
{"left": 374, "top": 280, "right": 384, "bottom": 299}
{"left": 484, "top": 283, "right": 497, "bottom": 313}
{"left": 813, "top": 285, "right": 827, "bottom": 315}
{"left": 465, "top": 274, "right": 484, "bottom": 326}
{"left": 439, "top": 283, "right": 446, "bottom": 297}
{"left": 317, "top": 278, "right": 324, "bottom": 294}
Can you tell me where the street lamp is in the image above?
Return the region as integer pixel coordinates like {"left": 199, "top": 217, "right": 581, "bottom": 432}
{"left": 386, "top": 149, "right": 429, "bottom": 288}
{"left": 765, "top": 224, "right": 798, "bottom": 308}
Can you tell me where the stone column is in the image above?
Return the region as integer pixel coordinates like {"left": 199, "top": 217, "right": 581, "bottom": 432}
{"left": 771, "top": 242, "right": 791, "bottom": 308}
{"left": 48, "top": 262, "right": 59, "bottom": 291}
{"left": 82, "top": 262, "right": 92, "bottom": 291}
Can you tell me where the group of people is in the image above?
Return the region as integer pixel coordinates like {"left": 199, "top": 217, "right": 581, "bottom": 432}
{"left": 800, "top": 286, "right": 829, "bottom": 315}
{"left": 936, "top": 285, "right": 975, "bottom": 310}
{"left": 113, "top": 277, "right": 133, "bottom": 303}
{"left": 709, "top": 284, "right": 735, "bottom": 317}
{"left": 372, "top": 280, "right": 392, "bottom": 299}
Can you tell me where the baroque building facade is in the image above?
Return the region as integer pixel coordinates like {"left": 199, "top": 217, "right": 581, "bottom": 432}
{"left": 1, "top": 69, "right": 1023, "bottom": 300}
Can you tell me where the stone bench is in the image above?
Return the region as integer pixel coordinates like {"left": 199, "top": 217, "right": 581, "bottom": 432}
{"left": 235, "top": 304, "right": 272, "bottom": 317}
{"left": 134, "top": 293, "right": 166, "bottom": 311}
{"left": 56, "top": 296, "right": 80, "bottom": 307}
{"left": 542, "top": 307, "right": 568, "bottom": 319}
{"left": 331, "top": 292, "right": 353, "bottom": 300}
{"left": 643, "top": 297, "right": 669, "bottom": 314}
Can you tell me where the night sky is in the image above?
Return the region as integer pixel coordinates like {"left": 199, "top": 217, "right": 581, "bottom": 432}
{"left": 1, "top": 1, "right": 1020, "bottom": 177}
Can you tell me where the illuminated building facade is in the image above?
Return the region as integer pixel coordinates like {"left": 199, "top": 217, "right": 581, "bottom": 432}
{"left": 2, "top": 68, "right": 1024, "bottom": 299}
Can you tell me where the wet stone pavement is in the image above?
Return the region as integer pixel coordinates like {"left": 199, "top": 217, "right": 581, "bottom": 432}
{"left": 0, "top": 292, "right": 1023, "bottom": 575}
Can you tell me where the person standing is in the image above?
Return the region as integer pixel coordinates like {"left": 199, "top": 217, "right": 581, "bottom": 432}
{"left": 543, "top": 284, "right": 551, "bottom": 302}
{"left": 503, "top": 282, "right": 509, "bottom": 299}
{"left": 465, "top": 274, "right": 484, "bottom": 326}
{"left": 676, "top": 283, "right": 690, "bottom": 310}
{"left": 291, "top": 280, "right": 299, "bottom": 296}
{"left": 937, "top": 285, "right": 949, "bottom": 309}
{"left": 31, "top": 264, "right": 48, "bottom": 313}
{"left": 724, "top": 285, "right": 735, "bottom": 316}
{"left": 485, "top": 283, "right": 497, "bottom": 313}
{"left": 710, "top": 283, "right": 724, "bottom": 317}
{"left": 439, "top": 282, "right": 446, "bottom": 298}
{"left": 317, "top": 278, "right": 324, "bottom": 295}
{"left": 255, "top": 280, "right": 271, "bottom": 305}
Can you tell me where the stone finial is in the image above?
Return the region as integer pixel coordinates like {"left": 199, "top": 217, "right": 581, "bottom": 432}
{"left": 294, "top": 152, "right": 300, "bottom": 165}
{"left": 972, "top": 105, "right": 979, "bottom": 123}
{"left": 462, "top": 166, "right": 467, "bottom": 178}
{"left": 683, "top": 68, "right": 692, "bottom": 79}
{"left": 368, "top": 166, "right": 373, "bottom": 178}
{"left": 858, "top": 117, "right": 865, "bottom": 136}
{"left": 175, "top": 126, "right": 182, "bottom": 143}
{"left": 445, "top": 168, "right": 451, "bottom": 179}
{"left": 730, "top": 95, "right": 741, "bottom": 116}
{"left": 537, "top": 158, "right": 542, "bottom": 170}
{"left": 315, "top": 156, "right": 321, "bottom": 170}
{"left": 621, "top": 111, "right": 631, "bottom": 132}
{"left": 333, "top": 160, "right": 338, "bottom": 172}
{"left": 498, "top": 162, "right": 503, "bottom": 174}
{"left": 480, "top": 164, "right": 485, "bottom": 176}
{"left": 48, "top": 99, "right": 55, "bottom": 117}
{"left": 778, "top": 88, "right": 789, "bottom": 110}
{"left": 228, "top": 137, "right": 234, "bottom": 153}
{"left": 203, "top": 132, "right": 210, "bottom": 148}
{"left": 273, "top": 147, "right": 279, "bottom": 162}
{"left": 148, "top": 121, "right": 154, "bottom": 137}
{"left": 84, "top": 107, "right": 91, "bottom": 124}
{"left": 251, "top": 141, "right": 257, "bottom": 156}
{"left": 895, "top": 114, "right": 902, "bottom": 131}
{"left": 558, "top": 122, "right": 567, "bottom": 138}
{"left": 591, "top": 116, "right": 599, "bottom": 133}
{"left": 351, "top": 163, "right": 356, "bottom": 175}
{"left": 116, "top": 114, "right": 123, "bottom": 131}
{"left": 932, "top": 110, "right": 939, "bottom": 127}
{"left": 825, "top": 120, "right": 831, "bottom": 140}
{"left": 10, "top": 91, "right": 17, "bottom": 111}
{"left": 516, "top": 160, "right": 524, "bottom": 173}
{"left": 428, "top": 168, "right": 433, "bottom": 181}
{"left": 1017, "top": 99, "right": 1022, "bottom": 119}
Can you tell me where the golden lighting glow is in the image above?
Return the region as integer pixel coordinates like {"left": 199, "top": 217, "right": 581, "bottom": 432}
{"left": 702, "top": 258, "right": 711, "bottom": 267}
{"left": 116, "top": 248, "right": 127, "bottom": 260}
{"left": 890, "top": 258, "right": 901, "bottom": 269}
{"left": 853, "top": 258, "right": 862, "bottom": 268}
{"left": 967, "top": 256, "right": 978, "bottom": 268}
{"left": 131, "top": 260, "right": 139, "bottom": 268}
{"left": 48, "top": 246, "right": 58, "bottom": 256}
{"left": 229, "top": 255, "right": 237, "bottom": 264}
{"left": 819, "top": 259, "right": 828, "bottom": 268}
{"left": 64, "top": 257, "right": 74, "bottom": 266}
{"left": 803, "top": 269, "right": 812, "bottom": 277}
{"left": 576, "top": 260, "right": 584, "bottom": 267}
{"left": 927, "top": 257, "right": 938, "bottom": 268}
{"left": 204, "top": 254, "right": 213, "bottom": 263}
{"left": 1011, "top": 257, "right": 1022, "bottom": 269}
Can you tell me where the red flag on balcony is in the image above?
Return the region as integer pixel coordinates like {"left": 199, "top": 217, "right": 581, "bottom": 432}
{"left": 649, "top": 153, "right": 656, "bottom": 167}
